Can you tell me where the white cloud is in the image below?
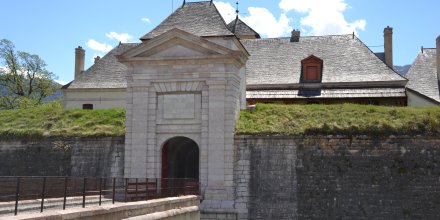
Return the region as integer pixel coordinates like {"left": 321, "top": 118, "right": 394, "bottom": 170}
{"left": 86, "top": 39, "right": 113, "bottom": 53}
{"left": 279, "top": 0, "right": 366, "bottom": 35}
{"left": 241, "top": 8, "right": 292, "bottom": 38}
{"left": 214, "top": 1, "right": 292, "bottom": 38}
{"left": 54, "top": 79, "right": 68, "bottom": 85}
{"left": 141, "top": 18, "right": 151, "bottom": 23}
{"left": 214, "top": 1, "right": 237, "bottom": 23}
{"left": 105, "top": 32, "right": 133, "bottom": 43}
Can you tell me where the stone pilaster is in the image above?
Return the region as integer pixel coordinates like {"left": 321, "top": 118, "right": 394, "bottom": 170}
{"left": 127, "top": 85, "right": 149, "bottom": 178}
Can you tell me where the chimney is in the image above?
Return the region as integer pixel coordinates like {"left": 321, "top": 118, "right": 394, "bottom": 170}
{"left": 290, "top": 29, "right": 300, "bottom": 42}
{"left": 94, "top": 56, "right": 101, "bottom": 63}
{"left": 384, "top": 26, "right": 393, "bottom": 68}
{"left": 74, "top": 46, "right": 85, "bottom": 80}
{"left": 437, "top": 36, "right": 440, "bottom": 79}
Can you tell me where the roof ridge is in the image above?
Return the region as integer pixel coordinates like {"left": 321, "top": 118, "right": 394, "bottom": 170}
{"left": 243, "top": 34, "right": 355, "bottom": 41}
{"left": 140, "top": 0, "right": 233, "bottom": 40}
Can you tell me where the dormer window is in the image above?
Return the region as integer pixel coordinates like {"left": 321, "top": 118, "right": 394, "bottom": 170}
{"left": 301, "top": 55, "right": 323, "bottom": 82}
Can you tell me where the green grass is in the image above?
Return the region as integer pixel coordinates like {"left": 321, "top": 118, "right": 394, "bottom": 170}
{"left": 0, "top": 101, "right": 125, "bottom": 138}
{"left": 236, "top": 103, "right": 440, "bottom": 136}
{"left": 1, "top": 102, "right": 440, "bottom": 138}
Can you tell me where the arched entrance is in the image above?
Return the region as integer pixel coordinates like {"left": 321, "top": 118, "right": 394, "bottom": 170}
{"left": 161, "top": 136, "right": 199, "bottom": 180}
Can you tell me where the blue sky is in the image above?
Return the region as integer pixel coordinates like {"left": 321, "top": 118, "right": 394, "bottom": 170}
{"left": 1, "top": 0, "right": 439, "bottom": 84}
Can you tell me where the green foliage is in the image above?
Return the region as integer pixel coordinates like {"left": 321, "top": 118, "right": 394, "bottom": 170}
{"left": 0, "top": 39, "right": 59, "bottom": 109}
{"left": 0, "top": 101, "right": 125, "bottom": 138}
{"left": 2, "top": 102, "right": 440, "bottom": 138}
{"left": 236, "top": 103, "right": 440, "bottom": 136}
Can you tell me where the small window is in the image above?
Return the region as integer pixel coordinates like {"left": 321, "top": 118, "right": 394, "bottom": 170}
{"left": 301, "top": 55, "right": 323, "bottom": 82}
{"left": 82, "top": 104, "right": 93, "bottom": 110}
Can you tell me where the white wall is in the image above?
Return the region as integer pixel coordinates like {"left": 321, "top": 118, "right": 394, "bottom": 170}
{"left": 407, "top": 89, "right": 439, "bottom": 107}
{"left": 63, "top": 89, "right": 126, "bottom": 109}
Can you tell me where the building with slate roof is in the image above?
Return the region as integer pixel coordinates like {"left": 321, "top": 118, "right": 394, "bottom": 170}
{"left": 406, "top": 36, "right": 440, "bottom": 106}
{"left": 63, "top": 0, "right": 408, "bottom": 109}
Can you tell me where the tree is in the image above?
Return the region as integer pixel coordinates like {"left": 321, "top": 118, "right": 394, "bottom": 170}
{"left": 0, "top": 39, "right": 58, "bottom": 109}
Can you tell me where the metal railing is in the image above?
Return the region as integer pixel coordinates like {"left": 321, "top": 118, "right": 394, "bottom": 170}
{"left": 0, "top": 177, "right": 199, "bottom": 216}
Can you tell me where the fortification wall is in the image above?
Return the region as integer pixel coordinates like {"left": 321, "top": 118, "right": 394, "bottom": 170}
{"left": 234, "top": 135, "right": 440, "bottom": 219}
{"left": 0, "top": 137, "right": 124, "bottom": 177}
{"left": 1, "top": 135, "right": 440, "bottom": 219}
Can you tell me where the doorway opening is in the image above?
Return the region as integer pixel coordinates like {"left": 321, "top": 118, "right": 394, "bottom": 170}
{"left": 161, "top": 136, "right": 199, "bottom": 180}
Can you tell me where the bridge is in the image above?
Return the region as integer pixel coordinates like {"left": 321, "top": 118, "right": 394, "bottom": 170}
{"left": 0, "top": 177, "right": 200, "bottom": 220}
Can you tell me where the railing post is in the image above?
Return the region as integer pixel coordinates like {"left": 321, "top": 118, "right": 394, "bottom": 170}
{"left": 82, "top": 178, "right": 87, "bottom": 208}
{"left": 146, "top": 178, "right": 149, "bottom": 201}
{"left": 124, "top": 178, "right": 128, "bottom": 202}
{"left": 103, "top": 178, "right": 107, "bottom": 197}
{"left": 40, "top": 177, "right": 46, "bottom": 213}
{"left": 99, "top": 178, "right": 102, "bottom": 206}
{"left": 14, "top": 177, "right": 20, "bottom": 216}
{"left": 135, "top": 178, "right": 138, "bottom": 201}
{"left": 156, "top": 178, "right": 159, "bottom": 199}
{"left": 63, "top": 177, "right": 68, "bottom": 210}
{"left": 112, "top": 178, "right": 116, "bottom": 204}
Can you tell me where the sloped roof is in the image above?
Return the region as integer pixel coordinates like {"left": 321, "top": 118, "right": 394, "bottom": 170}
{"left": 406, "top": 48, "right": 440, "bottom": 102}
{"left": 140, "top": 1, "right": 233, "bottom": 40}
{"left": 227, "top": 17, "right": 260, "bottom": 38}
{"left": 67, "top": 43, "right": 138, "bottom": 89}
{"left": 242, "top": 35, "right": 406, "bottom": 86}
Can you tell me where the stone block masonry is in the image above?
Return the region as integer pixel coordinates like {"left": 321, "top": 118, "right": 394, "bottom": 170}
{"left": 234, "top": 135, "right": 440, "bottom": 220}
{"left": 2, "top": 135, "right": 440, "bottom": 219}
{"left": 0, "top": 137, "right": 124, "bottom": 177}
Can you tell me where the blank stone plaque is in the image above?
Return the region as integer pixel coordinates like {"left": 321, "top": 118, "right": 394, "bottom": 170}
{"left": 163, "top": 94, "right": 195, "bottom": 119}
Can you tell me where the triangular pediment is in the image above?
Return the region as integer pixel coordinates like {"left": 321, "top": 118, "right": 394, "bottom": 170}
{"left": 119, "top": 28, "right": 236, "bottom": 60}
{"left": 136, "top": 38, "right": 221, "bottom": 58}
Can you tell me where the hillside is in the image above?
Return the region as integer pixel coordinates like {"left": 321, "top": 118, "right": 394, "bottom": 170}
{"left": 394, "top": 65, "right": 411, "bottom": 77}
{"left": 1, "top": 102, "right": 440, "bottom": 138}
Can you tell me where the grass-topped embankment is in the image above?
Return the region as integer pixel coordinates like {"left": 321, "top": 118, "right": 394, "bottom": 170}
{"left": 1, "top": 102, "right": 440, "bottom": 138}
{"left": 0, "top": 102, "right": 125, "bottom": 138}
{"left": 236, "top": 103, "right": 440, "bottom": 136}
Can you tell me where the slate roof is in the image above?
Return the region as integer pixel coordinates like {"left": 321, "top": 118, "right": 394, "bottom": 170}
{"left": 67, "top": 43, "right": 138, "bottom": 89}
{"left": 242, "top": 35, "right": 406, "bottom": 86}
{"left": 406, "top": 48, "right": 440, "bottom": 102}
{"left": 227, "top": 17, "right": 260, "bottom": 38}
{"left": 247, "top": 88, "right": 406, "bottom": 99}
{"left": 140, "top": 1, "right": 233, "bottom": 40}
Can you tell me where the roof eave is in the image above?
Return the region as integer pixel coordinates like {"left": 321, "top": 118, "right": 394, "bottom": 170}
{"left": 247, "top": 80, "right": 408, "bottom": 90}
